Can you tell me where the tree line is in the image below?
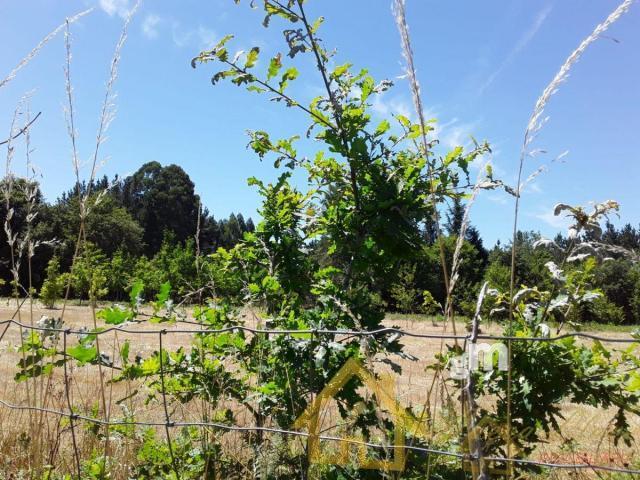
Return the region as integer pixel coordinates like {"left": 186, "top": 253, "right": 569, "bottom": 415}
{"left": 2, "top": 161, "right": 639, "bottom": 324}
{"left": 383, "top": 197, "right": 640, "bottom": 325}
{"left": 1, "top": 161, "right": 254, "bottom": 300}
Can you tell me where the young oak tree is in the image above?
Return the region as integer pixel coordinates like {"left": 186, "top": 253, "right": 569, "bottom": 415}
{"left": 189, "top": 0, "right": 491, "bottom": 475}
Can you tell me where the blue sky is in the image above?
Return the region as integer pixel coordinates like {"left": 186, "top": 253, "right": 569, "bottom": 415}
{"left": 0, "top": 0, "right": 638, "bottom": 246}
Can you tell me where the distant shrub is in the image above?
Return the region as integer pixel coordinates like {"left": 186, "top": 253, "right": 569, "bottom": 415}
{"left": 389, "top": 264, "right": 422, "bottom": 313}
{"left": 582, "top": 295, "right": 627, "bottom": 325}
{"left": 39, "top": 256, "right": 64, "bottom": 309}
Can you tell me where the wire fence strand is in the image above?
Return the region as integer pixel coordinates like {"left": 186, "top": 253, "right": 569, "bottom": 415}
{"left": 1, "top": 317, "right": 639, "bottom": 476}
{"left": 1, "top": 318, "right": 638, "bottom": 343}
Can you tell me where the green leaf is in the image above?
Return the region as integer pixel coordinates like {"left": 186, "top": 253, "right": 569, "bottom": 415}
{"left": 261, "top": 275, "right": 281, "bottom": 293}
{"left": 396, "top": 114, "right": 411, "bottom": 128}
{"left": 331, "top": 63, "right": 351, "bottom": 79}
{"left": 97, "top": 306, "right": 133, "bottom": 325}
{"left": 217, "top": 34, "right": 234, "bottom": 49}
{"left": 214, "top": 333, "right": 245, "bottom": 350}
{"left": 444, "top": 146, "right": 464, "bottom": 166}
{"left": 374, "top": 119, "right": 390, "bottom": 136}
{"left": 627, "top": 372, "right": 640, "bottom": 392}
{"left": 120, "top": 340, "right": 130, "bottom": 364}
{"left": 267, "top": 54, "right": 282, "bottom": 81}
{"left": 67, "top": 345, "right": 98, "bottom": 365}
{"left": 310, "top": 16, "right": 324, "bottom": 34}
{"left": 258, "top": 381, "right": 280, "bottom": 396}
{"left": 142, "top": 355, "right": 161, "bottom": 375}
{"left": 360, "top": 76, "right": 374, "bottom": 102}
{"left": 212, "top": 70, "right": 234, "bottom": 85}
{"left": 129, "top": 279, "right": 144, "bottom": 306}
{"left": 245, "top": 46, "right": 260, "bottom": 69}
{"left": 156, "top": 282, "right": 171, "bottom": 304}
{"left": 216, "top": 47, "right": 229, "bottom": 62}
{"left": 279, "top": 67, "right": 298, "bottom": 92}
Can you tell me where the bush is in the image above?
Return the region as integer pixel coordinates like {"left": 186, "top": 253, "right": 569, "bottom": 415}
{"left": 389, "top": 264, "right": 422, "bottom": 313}
{"left": 582, "top": 295, "right": 627, "bottom": 324}
{"left": 39, "top": 256, "right": 64, "bottom": 309}
{"left": 484, "top": 261, "right": 511, "bottom": 292}
{"left": 71, "top": 244, "right": 109, "bottom": 306}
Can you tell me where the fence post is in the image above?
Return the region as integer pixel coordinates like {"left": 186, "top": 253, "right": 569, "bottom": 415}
{"left": 464, "top": 284, "right": 489, "bottom": 480}
{"left": 158, "top": 330, "right": 180, "bottom": 479}
{"left": 63, "top": 329, "right": 82, "bottom": 480}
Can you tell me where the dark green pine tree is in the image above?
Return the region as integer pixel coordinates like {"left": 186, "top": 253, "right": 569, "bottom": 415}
{"left": 121, "top": 161, "right": 200, "bottom": 255}
{"left": 445, "top": 196, "right": 465, "bottom": 236}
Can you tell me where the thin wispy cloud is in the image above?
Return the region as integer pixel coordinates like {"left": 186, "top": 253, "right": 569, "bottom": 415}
{"left": 479, "top": 4, "right": 553, "bottom": 95}
{"left": 171, "top": 23, "right": 217, "bottom": 49}
{"left": 138, "top": 14, "right": 217, "bottom": 49}
{"left": 424, "top": 107, "right": 480, "bottom": 152}
{"left": 142, "top": 14, "right": 161, "bottom": 39}
{"left": 534, "top": 205, "right": 571, "bottom": 230}
{"left": 436, "top": 118, "right": 478, "bottom": 150}
{"left": 371, "top": 92, "right": 412, "bottom": 119}
{"left": 99, "top": 0, "right": 131, "bottom": 19}
{"left": 488, "top": 194, "right": 509, "bottom": 205}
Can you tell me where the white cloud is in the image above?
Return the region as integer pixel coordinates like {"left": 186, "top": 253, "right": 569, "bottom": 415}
{"left": 171, "top": 23, "right": 217, "bottom": 49}
{"left": 488, "top": 194, "right": 509, "bottom": 205}
{"left": 142, "top": 14, "right": 161, "bottom": 39}
{"left": 534, "top": 206, "right": 571, "bottom": 230}
{"left": 196, "top": 26, "right": 217, "bottom": 49}
{"left": 425, "top": 111, "right": 479, "bottom": 152}
{"left": 437, "top": 120, "right": 478, "bottom": 151}
{"left": 524, "top": 181, "right": 543, "bottom": 194}
{"left": 371, "top": 93, "right": 412, "bottom": 119}
{"left": 478, "top": 4, "right": 553, "bottom": 95}
{"left": 99, "top": 0, "right": 131, "bottom": 18}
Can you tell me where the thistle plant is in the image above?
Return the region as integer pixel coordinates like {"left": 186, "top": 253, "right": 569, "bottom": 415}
{"left": 438, "top": 200, "right": 640, "bottom": 475}
{"left": 509, "top": 0, "right": 635, "bottom": 317}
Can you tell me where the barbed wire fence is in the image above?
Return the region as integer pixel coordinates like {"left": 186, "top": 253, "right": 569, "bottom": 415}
{"left": 1, "top": 316, "right": 640, "bottom": 478}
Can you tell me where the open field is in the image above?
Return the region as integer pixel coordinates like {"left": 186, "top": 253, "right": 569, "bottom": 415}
{"left": 1, "top": 302, "right": 638, "bottom": 478}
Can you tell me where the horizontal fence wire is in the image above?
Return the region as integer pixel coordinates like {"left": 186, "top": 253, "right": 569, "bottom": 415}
{"left": 0, "top": 398, "right": 638, "bottom": 475}
{"left": 1, "top": 318, "right": 638, "bottom": 343}
{"left": 1, "top": 316, "right": 640, "bottom": 476}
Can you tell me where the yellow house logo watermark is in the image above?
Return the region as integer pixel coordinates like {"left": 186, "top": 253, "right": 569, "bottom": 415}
{"left": 293, "top": 357, "right": 428, "bottom": 472}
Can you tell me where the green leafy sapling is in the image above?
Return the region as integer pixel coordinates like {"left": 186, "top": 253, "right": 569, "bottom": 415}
{"left": 40, "top": 255, "right": 64, "bottom": 309}
{"left": 190, "top": 0, "right": 496, "bottom": 475}
{"left": 452, "top": 200, "right": 640, "bottom": 470}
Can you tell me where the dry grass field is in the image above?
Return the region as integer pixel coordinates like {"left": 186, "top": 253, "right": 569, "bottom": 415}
{"left": 1, "top": 300, "right": 638, "bottom": 478}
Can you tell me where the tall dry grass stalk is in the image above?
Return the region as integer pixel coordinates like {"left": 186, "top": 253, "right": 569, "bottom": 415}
{"left": 509, "top": 0, "right": 635, "bottom": 310}
{"left": 61, "top": 0, "right": 141, "bottom": 313}
{"left": 447, "top": 163, "right": 492, "bottom": 305}
{"left": 506, "top": 0, "right": 634, "bottom": 471}
{"left": 2, "top": 86, "right": 63, "bottom": 469}
{"left": 84, "top": 0, "right": 141, "bottom": 208}
{"left": 2, "top": 97, "right": 36, "bottom": 471}
{"left": 392, "top": 0, "right": 453, "bottom": 330}
{"left": 393, "top": 2, "right": 485, "bottom": 474}
{"left": 57, "top": 2, "right": 142, "bottom": 472}
{"left": 0, "top": 9, "right": 92, "bottom": 91}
